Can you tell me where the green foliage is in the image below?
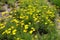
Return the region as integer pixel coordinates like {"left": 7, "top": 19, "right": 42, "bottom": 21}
{"left": 50, "top": 0, "right": 60, "bottom": 7}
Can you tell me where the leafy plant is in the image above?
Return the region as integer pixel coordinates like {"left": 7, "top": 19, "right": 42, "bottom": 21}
{"left": 50, "top": 0, "right": 60, "bottom": 7}
{"left": 0, "top": 0, "right": 58, "bottom": 40}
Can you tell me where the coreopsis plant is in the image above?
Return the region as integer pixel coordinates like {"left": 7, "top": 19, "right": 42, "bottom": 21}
{"left": 0, "top": 0, "right": 57, "bottom": 40}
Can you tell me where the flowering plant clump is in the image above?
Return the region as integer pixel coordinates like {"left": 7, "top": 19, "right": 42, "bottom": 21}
{"left": 0, "top": 0, "right": 57, "bottom": 40}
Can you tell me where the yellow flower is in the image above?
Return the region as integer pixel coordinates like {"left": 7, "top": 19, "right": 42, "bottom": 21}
{"left": 21, "top": 20, "right": 24, "bottom": 23}
{"left": 23, "top": 29, "right": 27, "bottom": 33}
{"left": 2, "top": 31, "right": 5, "bottom": 35}
{"left": 11, "top": 19, "right": 19, "bottom": 23}
{"left": 2, "top": 12, "right": 5, "bottom": 16}
{"left": 45, "top": 22, "right": 48, "bottom": 25}
{"left": 21, "top": 22, "right": 24, "bottom": 26}
{"left": 0, "top": 24, "right": 5, "bottom": 30}
{"left": 33, "top": 15, "right": 36, "bottom": 18}
{"left": 8, "top": 28, "right": 11, "bottom": 30}
{"left": 5, "top": 30, "right": 8, "bottom": 33}
{"left": 20, "top": 16, "right": 25, "bottom": 19}
{"left": 57, "top": 19, "right": 60, "bottom": 22}
{"left": 47, "top": 10, "right": 52, "bottom": 14}
{"left": 2, "top": 11, "right": 8, "bottom": 16}
{"left": 35, "top": 35, "right": 38, "bottom": 38}
{"left": 14, "top": 19, "right": 19, "bottom": 23}
{"left": 0, "top": 23, "right": 3, "bottom": 26}
{"left": 28, "top": 22, "right": 31, "bottom": 24}
{"left": 7, "top": 31, "right": 11, "bottom": 34}
{"left": 24, "top": 24, "right": 29, "bottom": 29}
{"left": 28, "top": 5, "right": 32, "bottom": 7}
{"left": 34, "top": 18, "right": 38, "bottom": 21}
{"left": 31, "top": 27, "right": 35, "bottom": 31}
{"left": 0, "top": 25, "right": 5, "bottom": 29}
{"left": 36, "top": 20, "right": 40, "bottom": 22}
{"left": 29, "top": 30, "right": 33, "bottom": 34}
{"left": 11, "top": 26, "right": 14, "bottom": 29}
{"left": 12, "top": 29, "right": 17, "bottom": 35}
{"left": 17, "top": 38, "right": 20, "bottom": 40}
{"left": 4, "top": 30, "right": 11, "bottom": 34}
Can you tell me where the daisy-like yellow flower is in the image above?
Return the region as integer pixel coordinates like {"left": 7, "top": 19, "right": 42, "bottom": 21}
{"left": 47, "top": 10, "right": 52, "bottom": 14}
{"left": 21, "top": 22, "right": 24, "bottom": 26}
{"left": 23, "top": 29, "right": 27, "bottom": 33}
{"left": 7, "top": 31, "right": 11, "bottom": 34}
{"left": 20, "top": 16, "right": 25, "bottom": 19}
{"left": 14, "top": 19, "right": 19, "bottom": 23}
{"left": 0, "top": 25, "right": 5, "bottom": 30}
{"left": 11, "top": 26, "right": 14, "bottom": 29}
{"left": 12, "top": 29, "right": 17, "bottom": 35}
{"left": 29, "top": 30, "right": 33, "bottom": 34}
{"left": 24, "top": 24, "right": 29, "bottom": 29}
{"left": 0, "top": 24, "right": 5, "bottom": 30}
{"left": 4, "top": 30, "right": 11, "bottom": 34}
{"left": 16, "top": 38, "right": 20, "bottom": 40}
{"left": 34, "top": 18, "right": 38, "bottom": 21}
{"left": 11, "top": 19, "right": 19, "bottom": 23}
{"left": 31, "top": 27, "right": 35, "bottom": 31}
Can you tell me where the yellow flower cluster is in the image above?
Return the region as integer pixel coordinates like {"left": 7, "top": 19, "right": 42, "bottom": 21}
{"left": 29, "top": 27, "right": 35, "bottom": 34}
{"left": 0, "top": 23, "right": 5, "bottom": 30}
{"left": 12, "top": 29, "right": 17, "bottom": 35}
{"left": 2, "top": 26, "right": 14, "bottom": 35}
{"left": 0, "top": 0, "right": 57, "bottom": 40}
{"left": 11, "top": 19, "right": 19, "bottom": 23}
